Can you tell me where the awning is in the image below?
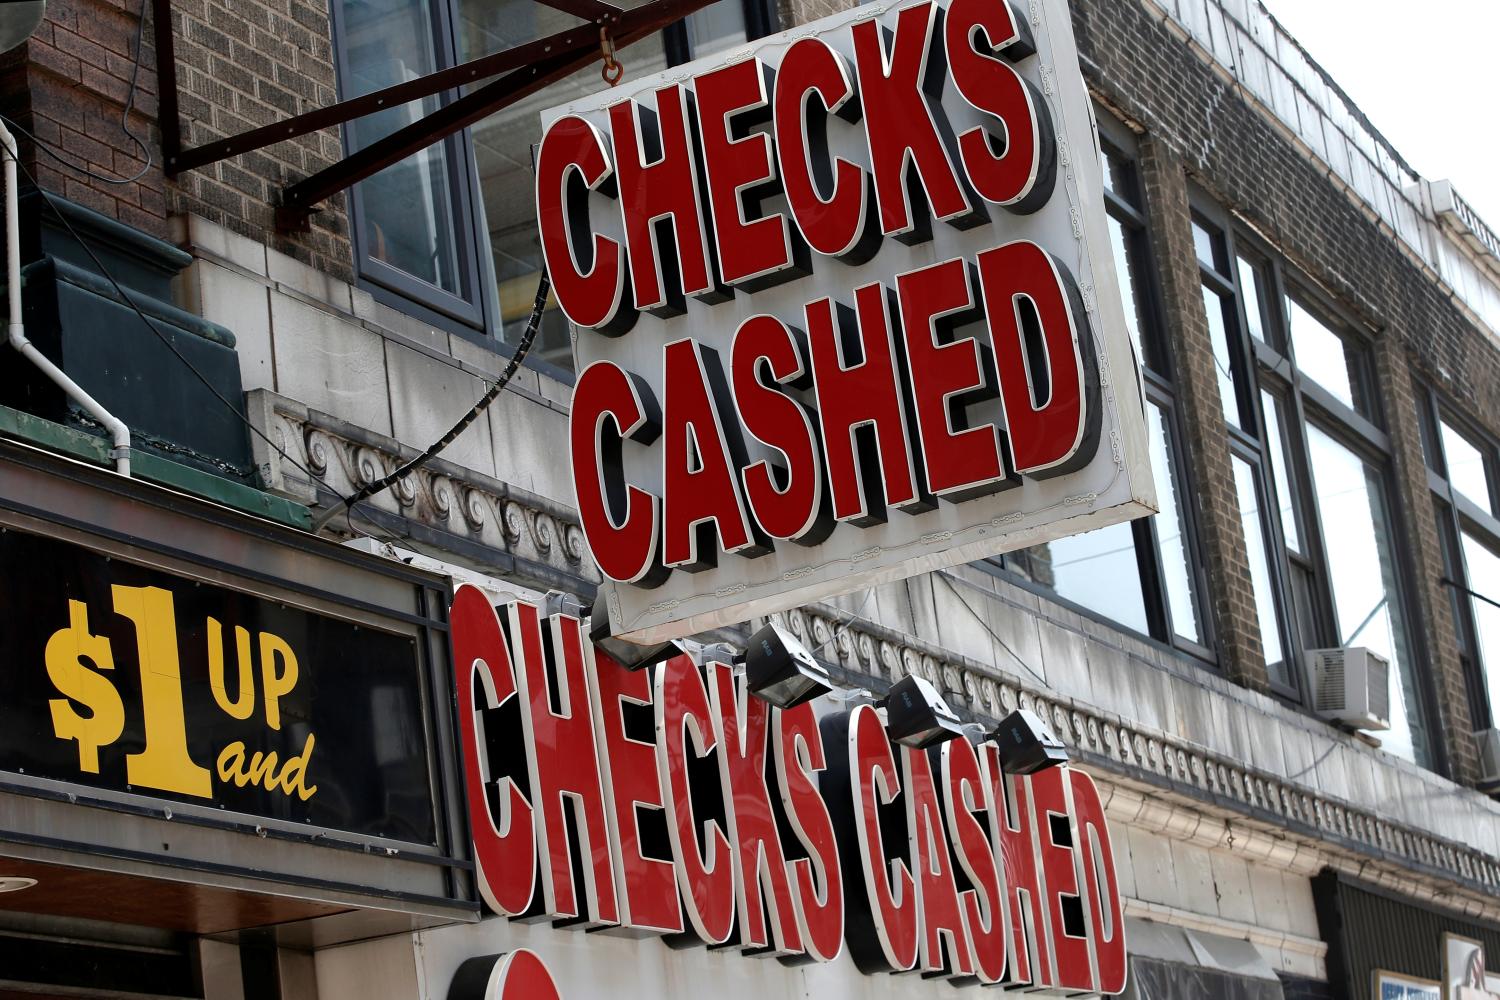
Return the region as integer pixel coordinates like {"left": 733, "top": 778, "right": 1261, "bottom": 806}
{"left": 1123, "top": 917, "right": 1287, "bottom": 1000}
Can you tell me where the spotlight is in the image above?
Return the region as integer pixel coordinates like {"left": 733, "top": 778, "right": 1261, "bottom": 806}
{"left": 542, "top": 590, "right": 589, "bottom": 620}
{"left": 589, "top": 611, "right": 683, "bottom": 673}
{"left": 987, "top": 708, "right": 1069, "bottom": 773}
{"left": 745, "top": 621, "right": 833, "bottom": 709}
{"left": 881, "top": 674, "right": 965, "bottom": 748}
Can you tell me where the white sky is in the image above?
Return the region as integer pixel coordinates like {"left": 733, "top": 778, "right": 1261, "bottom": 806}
{"left": 1259, "top": 0, "right": 1500, "bottom": 230}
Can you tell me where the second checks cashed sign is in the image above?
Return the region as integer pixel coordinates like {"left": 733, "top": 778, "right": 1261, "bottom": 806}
{"left": 536, "top": 0, "right": 1154, "bottom": 641}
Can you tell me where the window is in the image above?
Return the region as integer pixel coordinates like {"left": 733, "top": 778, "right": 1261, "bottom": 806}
{"left": 994, "top": 124, "right": 1211, "bottom": 660}
{"left": 332, "top": 0, "right": 776, "bottom": 375}
{"left": 1195, "top": 203, "right": 1435, "bottom": 768}
{"left": 1423, "top": 395, "right": 1500, "bottom": 732}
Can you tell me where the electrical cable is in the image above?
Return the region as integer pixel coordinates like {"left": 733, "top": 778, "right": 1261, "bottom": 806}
{"left": 310, "top": 267, "right": 552, "bottom": 531}
{"left": 11, "top": 159, "right": 355, "bottom": 514}
{"left": 0, "top": 0, "right": 154, "bottom": 186}
{"left": 936, "top": 572, "right": 1050, "bottom": 686}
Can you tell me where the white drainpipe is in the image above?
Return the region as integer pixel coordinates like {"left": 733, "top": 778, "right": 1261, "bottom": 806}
{"left": 1, "top": 122, "right": 130, "bottom": 476}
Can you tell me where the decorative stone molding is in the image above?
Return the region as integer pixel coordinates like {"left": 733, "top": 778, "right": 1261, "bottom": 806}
{"left": 754, "top": 600, "right": 1500, "bottom": 917}
{"left": 246, "top": 390, "right": 597, "bottom": 592}
{"left": 248, "top": 385, "right": 1500, "bottom": 917}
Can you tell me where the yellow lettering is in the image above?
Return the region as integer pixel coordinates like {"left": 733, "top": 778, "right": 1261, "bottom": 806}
{"left": 216, "top": 741, "right": 245, "bottom": 783}
{"left": 215, "top": 735, "right": 318, "bottom": 801}
{"left": 207, "top": 618, "right": 256, "bottom": 721}
{"left": 258, "top": 632, "right": 298, "bottom": 731}
{"left": 44, "top": 600, "right": 124, "bottom": 773}
{"left": 112, "top": 585, "right": 212, "bottom": 798}
{"left": 277, "top": 733, "right": 319, "bottom": 801}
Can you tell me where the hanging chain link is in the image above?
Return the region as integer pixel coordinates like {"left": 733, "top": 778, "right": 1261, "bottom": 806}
{"left": 600, "top": 28, "right": 624, "bottom": 85}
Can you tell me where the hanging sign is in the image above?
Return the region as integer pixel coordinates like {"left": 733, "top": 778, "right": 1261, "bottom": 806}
{"left": 447, "top": 587, "right": 1127, "bottom": 993}
{"left": 0, "top": 526, "right": 439, "bottom": 845}
{"left": 536, "top": 0, "right": 1153, "bottom": 642}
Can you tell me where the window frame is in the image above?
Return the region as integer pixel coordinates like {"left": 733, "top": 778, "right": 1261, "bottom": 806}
{"left": 986, "top": 118, "right": 1215, "bottom": 664}
{"left": 330, "top": 0, "right": 779, "bottom": 379}
{"left": 1423, "top": 389, "right": 1500, "bottom": 731}
{"left": 1194, "top": 196, "right": 1442, "bottom": 771}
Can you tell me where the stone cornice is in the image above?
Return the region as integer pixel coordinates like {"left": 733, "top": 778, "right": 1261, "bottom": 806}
{"left": 247, "top": 387, "right": 1500, "bottom": 919}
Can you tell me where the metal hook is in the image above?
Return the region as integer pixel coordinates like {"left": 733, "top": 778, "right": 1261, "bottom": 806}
{"left": 600, "top": 28, "right": 623, "bottom": 86}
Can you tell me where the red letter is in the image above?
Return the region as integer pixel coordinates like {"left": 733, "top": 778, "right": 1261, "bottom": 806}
{"left": 450, "top": 950, "right": 563, "bottom": 1000}
{"left": 773, "top": 37, "right": 880, "bottom": 263}
{"left": 697, "top": 58, "right": 808, "bottom": 290}
{"left": 944, "top": 738, "right": 1009, "bottom": 983}
{"left": 977, "top": 241, "right": 1101, "bottom": 477}
{"left": 1029, "top": 766, "right": 1095, "bottom": 992}
{"left": 610, "top": 85, "right": 723, "bottom": 315}
{"left": 709, "top": 661, "right": 804, "bottom": 956}
{"left": 570, "top": 361, "right": 669, "bottom": 587}
{"left": 587, "top": 642, "right": 684, "bottom": 934}
{"left": 904, "top": 745, "right": 976, "bottom": 978}
{"left": 806, "top": 284, "right": 933, "bottom": 525}
{"left": 846, "top": 704, "right": 919, "bottom": 973}
{"left": 662, "top": 339, "right": 769, "bottom": 570}
{"left": 897, "top": 257, "right": 1015, "bottom": 501}
{"left": 773, "top": 702, "right": 843, "bottom": 963}
{"left": 732, "top": 315, "right": 834, "bottom": 545}
{"left": 515, "top": 606, "right": 620, "bottom": 926}
{"left": 1070, "top": 768, "right": 1127, "bottom": 994}
{"left": 536, "top": 115, "right": 635, "bottom": 335}
{"left": 450, "top": 585, "right": 536, "bottom": 917}
{"left": 990, "top": 750, "right": 1047, "bottom": 987}
{"left": 851, "top": 2, "right": 982, "bottom": 244}
{"left": 945, "top": 0, "right": 1057, "bottom": 213}
{"left": 655, "top": 654, "right": 736, "bottom": 944}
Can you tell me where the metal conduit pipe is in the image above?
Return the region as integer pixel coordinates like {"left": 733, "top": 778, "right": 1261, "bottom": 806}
{"left": 1, "top": 123, "right": 130, "bottom": 476}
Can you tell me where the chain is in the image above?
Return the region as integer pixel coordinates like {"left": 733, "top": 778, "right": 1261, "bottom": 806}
{"left": 600, "top": 28, "right": 623, "bottom": 86}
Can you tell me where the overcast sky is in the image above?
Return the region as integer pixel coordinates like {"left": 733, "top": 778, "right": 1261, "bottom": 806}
{"left": 1259, "top": 0, "right": 1500, "bottom": 230}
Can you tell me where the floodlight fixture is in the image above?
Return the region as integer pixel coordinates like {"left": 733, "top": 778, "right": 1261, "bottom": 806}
{"left": 0, "top": 1, "right": 45, "bottom": 54}
{"left": 589, "top": 611, "right": 683, "bottom": 673}
{"left": 881, "top": 674, "right": 966, "bottom": 748}
{"left": 987, "top": 708, "right": 1069, "bottom": 774}
{"left": 744, "top": 621, "right": 833, "bottom": 709}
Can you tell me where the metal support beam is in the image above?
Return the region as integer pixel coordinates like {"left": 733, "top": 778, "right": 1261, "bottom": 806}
{"left": 147, "top": 0, "right": 715, "bottom": 231}
{"left": 274, "top": 0, "right": 711, "bottom": 231}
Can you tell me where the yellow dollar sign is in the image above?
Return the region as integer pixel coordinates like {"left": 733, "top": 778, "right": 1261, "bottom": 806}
{"left": 45, "top": 599, "right": 125, "bottom": 774}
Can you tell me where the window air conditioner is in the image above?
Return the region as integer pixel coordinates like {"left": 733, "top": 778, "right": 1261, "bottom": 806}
{"left": 1306, "top": 647, "right": 1390, "bottom": 731}
{"left": 1476, "top": 728, "right": 1500, "bottom": 790}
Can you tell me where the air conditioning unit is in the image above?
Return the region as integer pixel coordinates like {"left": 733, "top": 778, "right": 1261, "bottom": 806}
{"left": 1306, "top": 647, "right": 1390, "bottom": 731}
{"left": 1476, "top": 728, "right": 1500, "bottom": 791}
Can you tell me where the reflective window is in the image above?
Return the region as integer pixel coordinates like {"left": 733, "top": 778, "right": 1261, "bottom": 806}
{"left": 1150, "top": 402, "right": 1200, "bottom": 644}
{"left": 1305, "top": 425, "right": 1429, "bottom": 767}
{"left": 336, "top": 0, "right": 768, "bottom": 362}
{"left": 1261, "top": 390, "right": 1301, "bottom": 554}
{"left": 1462, "top": 531, "right": 1500, "bottom": 712}
{"left": 337, "top": 0, "right": 469, "bottom": 302}
{"left": 994, "top": 127, "right": 1210, "bottom": 658}
{"left": 1287, "top": 299, "right": 1364, "bottom": 415}
{"left": 1237, "top": 256, "right": 1267, "bottom": 344}
{"left": 1233, "top": 456, "right": 1288, "bottom": 687}
{"left": 1441, "top": 419, "right": 1491, "bottom": 514}
{"left": 1011, "top": 525, "right": 1150, "bottom": 636}
{"left": 1201, "top": 286, "right": 1244, "bottom": 429}
{"left": 1108, "top": 216, "right": 1143, "bottom": 363}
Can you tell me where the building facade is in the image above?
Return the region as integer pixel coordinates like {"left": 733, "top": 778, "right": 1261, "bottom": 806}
{"left": 1, "top": 0, "right": 1500, "bottom": 996}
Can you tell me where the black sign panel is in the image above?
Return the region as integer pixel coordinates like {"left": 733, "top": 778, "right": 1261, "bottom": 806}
{"left": 0, "top": 528, "right": 437, "bottom": 845}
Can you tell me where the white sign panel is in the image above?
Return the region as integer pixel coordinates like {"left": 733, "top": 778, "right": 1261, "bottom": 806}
{"left": 536, "top": 0, "right": 1154, "bottom": 642}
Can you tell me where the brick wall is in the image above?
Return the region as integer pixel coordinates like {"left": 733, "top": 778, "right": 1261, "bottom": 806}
{"left": 1, "top": 0, "right": 351, "bottom": 280}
